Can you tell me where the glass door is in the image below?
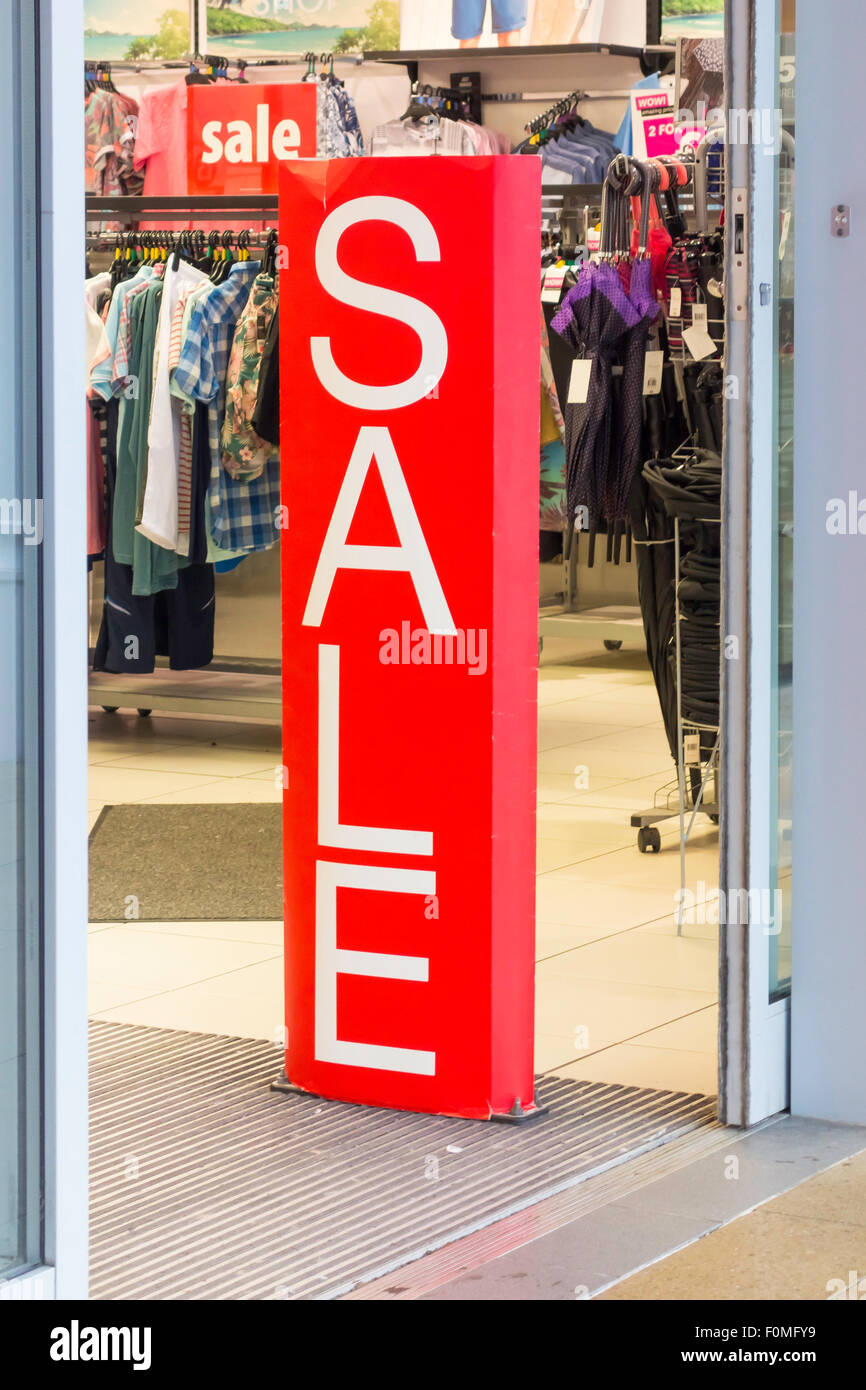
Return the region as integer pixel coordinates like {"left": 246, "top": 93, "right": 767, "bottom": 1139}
{"left": 0, "top": 0, "right": 42, "bottom": 1280}
{"left": 718, "top": 0, "right": 791, "bottom": 1125}
{"left": 770, "top": 2, "right": 795, "bottom": 1000}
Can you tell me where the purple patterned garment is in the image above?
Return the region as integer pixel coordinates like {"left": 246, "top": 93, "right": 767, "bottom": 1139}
{"left": 608, "top": 257, "right": 660, "bottom": 520}
{"left": 550, "top": 261, "right": 642, "bottom": 529}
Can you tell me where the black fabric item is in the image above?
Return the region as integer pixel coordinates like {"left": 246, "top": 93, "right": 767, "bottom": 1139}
{"left": 187, "top": 402, "right": 212, "bottom": 566}
{"left": 628, "top": 469, "right": 678, "bottom": 761}
{"left": 252, "top": 309, "right": 279, "bottom": 446}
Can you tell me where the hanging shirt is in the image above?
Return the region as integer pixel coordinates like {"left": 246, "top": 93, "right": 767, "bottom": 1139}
{"left": 138, "top": 258, "right": 211, "bottom": 552}
{"left": 173, "top": 262, "right": 279, "bottom": 556}
{"left": 220, "top": 273, "right": 279, "bottom": 483}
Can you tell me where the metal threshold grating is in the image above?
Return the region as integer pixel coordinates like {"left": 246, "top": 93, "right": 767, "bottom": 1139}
{"left": 89, "top": 1021, "right": 716, "bottom": 1301}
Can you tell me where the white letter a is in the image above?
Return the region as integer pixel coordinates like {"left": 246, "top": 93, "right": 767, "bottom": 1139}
{"left": 302, "top": 425, "right": 456, "bottom": 633}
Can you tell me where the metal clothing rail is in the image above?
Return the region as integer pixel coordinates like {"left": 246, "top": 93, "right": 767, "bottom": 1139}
{"left": 86, "top": 195, "right": 279, "bottom": 222}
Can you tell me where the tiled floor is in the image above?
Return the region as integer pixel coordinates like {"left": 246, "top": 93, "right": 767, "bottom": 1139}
{"left": 88, "top": 637, "right": 720, "bottom": 1094}
{"left": 598, "top": 1146, "right": 866, "bottom": 1301}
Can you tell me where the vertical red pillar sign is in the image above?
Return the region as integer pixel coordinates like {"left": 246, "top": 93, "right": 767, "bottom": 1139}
{"left": 279, "top": 156, "right": 540, "bottom": 1119}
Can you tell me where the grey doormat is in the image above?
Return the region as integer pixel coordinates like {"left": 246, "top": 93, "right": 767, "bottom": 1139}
{"left": 89, "top": 804, "right": 282, "bottom": 921}
{"left": 89, "top": 1020, "right": 717, "bottom": 1301}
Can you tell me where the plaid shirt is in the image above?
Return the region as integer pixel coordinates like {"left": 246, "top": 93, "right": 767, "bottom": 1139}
{"left": 172, "top": 262, "right": 280, "bottom": 554}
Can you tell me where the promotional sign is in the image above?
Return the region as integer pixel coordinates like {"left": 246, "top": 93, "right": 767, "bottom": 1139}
{"left": 631, "top": 90, "right": 707, "bottom": 159}
{"left": 279, "top": 156, "right": 539, "bottom": 1118}
{"left": 187, "top": 82, "right": 317, "bottom": 196}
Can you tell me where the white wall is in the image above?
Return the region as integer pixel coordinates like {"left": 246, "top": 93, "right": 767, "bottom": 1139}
{"left": 791, "top": 0, "right": 866, "bottom": 1123}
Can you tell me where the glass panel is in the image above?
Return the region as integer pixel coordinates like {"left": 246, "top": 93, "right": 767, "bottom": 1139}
{"left": 770, "top": 0, "right": 795, "bottom": 999}
{"left": 0, "top": 0, "right": 42, "bottom": 1276}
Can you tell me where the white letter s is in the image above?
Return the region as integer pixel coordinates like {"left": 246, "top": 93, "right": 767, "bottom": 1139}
{"left": 312, "top": 196, "right": 448, "bottom": 410}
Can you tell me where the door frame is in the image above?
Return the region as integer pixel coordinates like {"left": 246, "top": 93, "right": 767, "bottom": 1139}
{"left": 2, "top": 0, "right": 89, "bottom": 1301}
{"left": 718, "top": 0, "right": 789, "bottom": 1127}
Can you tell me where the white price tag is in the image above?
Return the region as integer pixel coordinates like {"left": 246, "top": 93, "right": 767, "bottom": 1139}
{"left": 642, "top": 349, "right": 664, "bottom": 395}
{"left": 692, "top": 302, "right": 709, "bottom": 330}
{"left": 567, "top": 358, "right": 593, "bottom": 404}
{"left": 669, "top": 286, "right": 682, "bottom": 317}
{"left": 683, "top": 324, "right": 717, "bottom": 361}
{"left": 684, "top": 733, "right": 701, "bottom": 766}
{"left": 541, "top": 267, "right": 566, "bottom": 303}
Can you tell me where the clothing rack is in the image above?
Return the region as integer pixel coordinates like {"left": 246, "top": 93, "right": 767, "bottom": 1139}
{"left": 86, "top": 195, "right": 279, "bottom": 224}
{"left": 88, "top": 192, "right": 284, "bottom": 724}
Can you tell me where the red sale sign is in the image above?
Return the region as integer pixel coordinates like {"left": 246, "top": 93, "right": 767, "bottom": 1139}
{"left": 279, "top": 157, "right": 540, "bottom": 1119}
{"left": 187, "top": 82, "right": 317, "bottom": 196}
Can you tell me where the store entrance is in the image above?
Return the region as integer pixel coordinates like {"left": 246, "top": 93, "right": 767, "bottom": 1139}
{"left": 85, "top": 39, "right": 724, "bottom": 1299}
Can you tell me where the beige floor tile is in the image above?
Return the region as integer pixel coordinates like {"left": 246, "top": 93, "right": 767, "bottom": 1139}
{"left": 542, "top": 699, "right": 662, "bottom": 729}
{"left": 88, "top": 738, "right": 204, "bottom": 765}
{"left": 534, "top": 1032, "right": 585, "bottom": 1073}
{"left": 550, "top": 1043, "right": 716, "bottom": 1094}
{"left": 537, "top": 802, "right": 639, "bottom": 833}
{"left": 635, "top": 908, "right": 720, "bottom": 943}
{"left": 542, "top": 843, "right": 720, "bottom": 892}
{"left": 544, "top": 931, "right": 717, "bottom": 994}
{"left": 598, "top": 1207, "right": 866, "bottom": 1301}
{"left": 88, "top": 927, "right": 280, "bottom": 1013}
{"left": 539, "top": 744, "right": 674, "bottom": 780}
{"left": 535, "top": 920, "right": 620, "bottom": 960}
{"left": 88, "top": 765, "right": 226, "bottom": 803}
{"left": 536, "top": 876, "right": 678, "bottom": 930}
{"left": 534, "top": 970, "right": 715, "bottom": 1053}
{"left": 538, "top": 721, "right": 623, "bottom": 751}
{"left": 140, "top": 778, "right": 282, "bottom": 805}
{"left": 536, "top": 772, "right": 625, "bottom": 804}
{"left": 769, "top": 1151, "right": 866, "bottom": 1229}
{"left": 92, "top": 956, "right": 286, "bottom": 1042}
{"left": 635, "top": 1006, "right": 718, "bottom": 1054}
{"left": 536, "top": 831, "right": 635, "bottom": 873}
{"left": 561, "top": 772, "right": 680, "bottom": 810}
{"left": 104, "top": 919, "right": 284, "bottom": 948}
{"left": 97, "top": 746, "right": 278, "bottom": 777}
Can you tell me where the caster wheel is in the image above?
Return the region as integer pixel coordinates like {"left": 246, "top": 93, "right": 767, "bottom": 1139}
{"left": 638, "top": 826, "right": 661, "bottom": 854}
{"left": 102, "top": 706, "right": 118, "bottom": 714}
{"left": 604, "top": 639, "right": 623, "bottom": 651}
{"left": 137, "top": 708, "right": 152, "bottom": 717}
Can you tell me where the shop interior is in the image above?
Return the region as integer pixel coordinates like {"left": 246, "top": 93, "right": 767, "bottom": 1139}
{"left": 86, "top": 36, "right": 733, "bottom": 1148}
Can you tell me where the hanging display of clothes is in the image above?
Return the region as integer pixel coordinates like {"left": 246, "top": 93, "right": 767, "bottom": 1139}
{"left": 517, "top": 93, "right": 619, "bottom": 184}
{"left": 88, "top": 230, "right": 283, "bottom": 675}
{"left": 84, "top": 65, "right": 143, "bottom": 200}
{"left": 540, "top": 145, "right": 726, "bottom": 770}
{"left": 371, "top": 86, "right": 509, "bottom": 155}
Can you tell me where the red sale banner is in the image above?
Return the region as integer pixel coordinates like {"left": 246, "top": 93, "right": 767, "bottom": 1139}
{"left": 187, "top": 82, "right": 317, "bottom": 197}
{"left": 278, "top": 156, "right": 540, "bottom": 1119}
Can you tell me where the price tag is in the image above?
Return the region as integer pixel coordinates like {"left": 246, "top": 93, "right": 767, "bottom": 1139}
{"left": 567, "top": 358, "right": 593, "bottom": 404}
{"left": 683, "top": 323, "right": 717, "bottom": 361}
{"left": 669, "top": 286, "right": 682, "bottom": 317}
{"left": 684, "top": 733, "right": 701, "bottom": 766}
{"left": 692, "top": 302, "right": 709, "bottom": 330}
{"left": 642, "top": 349, "right": 664, "bottom": 395}
{"left": 541, "top": 267, "right": 566, "bottom": 303}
